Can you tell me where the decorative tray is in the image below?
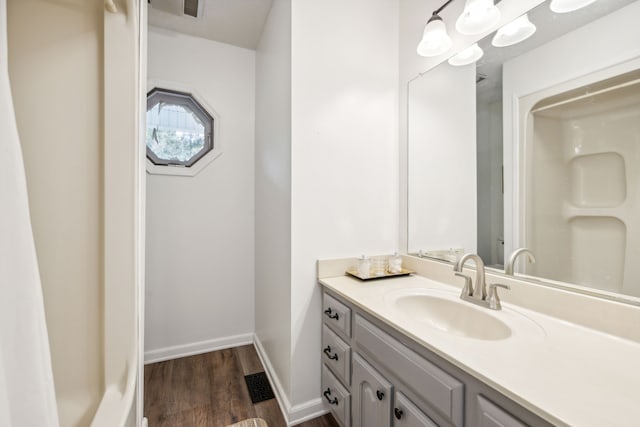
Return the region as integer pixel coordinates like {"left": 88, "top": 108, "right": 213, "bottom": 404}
{"left": 346, "top": 268, "right": 414, "bottom": 281}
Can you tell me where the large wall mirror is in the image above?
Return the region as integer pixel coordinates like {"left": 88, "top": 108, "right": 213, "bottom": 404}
{"left": 407, "top": 0, "right": 640, "bottom": 302}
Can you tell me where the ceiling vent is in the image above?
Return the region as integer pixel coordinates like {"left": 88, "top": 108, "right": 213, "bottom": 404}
{"left": 149, "top": 0, "right": 202, "bottom": 18}
{"left": 183, "top": 0, "right": 199, "bottom": 17}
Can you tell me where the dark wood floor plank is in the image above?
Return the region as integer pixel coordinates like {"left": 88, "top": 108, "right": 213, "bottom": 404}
{"left": 192, "top": 403, "right": 215, "bottom": 427}
{"left": 296, "top": 413, "right": 340, "bottom": 427}
{"left": 144, "top": 344, "right": 336, "bottom": 427}
{"left": 172, "top": 353, "right": 212, "bottom": 413}
{"left": 209, "top": 348, "right": 257, "bottom": 425}
{"left": 234, "top": 344, "right": 264, "bottom": 376}
{"left": 144, "top": 359, "right": 175, "bottom": 421}
{"left": 253, "top": 399, "right": 287, "bottom": 426}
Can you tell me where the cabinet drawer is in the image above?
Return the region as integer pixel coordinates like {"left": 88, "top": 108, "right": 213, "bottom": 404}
{"left": 476, "top": 395, "right": 527, "bottom": 427}
{"left": 355, "top": 315, "right": 464, "bottom": 427}
{"left": 322, "top": 364, "right": 351, "bottom": 427}
{"left": 394, "top": 392, "right": 438, "bottom": 427}
{"left": 323, "top": 293, "right": 352, "bottom": 338}
{"left": 322, "top": 324, "right": 351, "bottom": 386}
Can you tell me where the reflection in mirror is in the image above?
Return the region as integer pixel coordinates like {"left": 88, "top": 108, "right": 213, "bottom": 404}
{"left": 407, "top": 0, "right": 640, "bottom": 300}
{"left": 519, "top": 68, "right": 640, "bottom": 297}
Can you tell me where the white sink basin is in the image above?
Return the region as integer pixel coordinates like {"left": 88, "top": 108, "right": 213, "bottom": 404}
{"left": 385, "top": 287, "right": 545, "bottom": 342}
{"left": 394, "top": 294, "right": 512, "bottom": 340}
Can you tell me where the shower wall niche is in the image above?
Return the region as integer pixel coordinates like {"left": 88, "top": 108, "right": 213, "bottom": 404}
{"left": 523, "top": 71, "right": 640, "bottom": 297}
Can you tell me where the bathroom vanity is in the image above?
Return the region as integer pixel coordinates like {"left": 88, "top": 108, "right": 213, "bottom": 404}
{"left": 317, "top": 256, "right": 640, "bottom": 427}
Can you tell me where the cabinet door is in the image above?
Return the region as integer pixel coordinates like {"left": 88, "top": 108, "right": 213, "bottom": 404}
{"left": 476, "top": 395, "right": 527, "bottom": 427}
{"left": 393, "top": 392, "right": 438, "bottom": 427}
{"left": 352, "top": 353, "right": 393, "bottom": 427}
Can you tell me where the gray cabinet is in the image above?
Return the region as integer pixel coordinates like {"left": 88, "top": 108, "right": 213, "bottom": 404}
{"left": 322, "top": 365, "right": 351, "bottom": 427}
{"left": 476, "top": 396, "right": 527, "bottom": 427}
{"left": 322, "top": 292, "right": 354, "bottom": 427}
{"left": 320, "top": 288, "right": 554, "bottom": 427}
{"left": 352, "top": 353, "right": 393, "bottom": 427}
{"left": 394, "top": 392, "right": 438, "bottom": 427}
{"left": 355, "top": 315, "right": 464, "bottom": 427}
{"left": 322, "top": 324, "right": 352, "bottom": 386}
{"left": 323, "top": 293, "right": 352, "bottom": 339}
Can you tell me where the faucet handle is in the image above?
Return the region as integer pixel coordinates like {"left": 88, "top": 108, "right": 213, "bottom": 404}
{"left": 487, "top": 283, "right": 510, "bottom": 310}
{"left": 455, "top": 273, "right": 473, "bottom": 297}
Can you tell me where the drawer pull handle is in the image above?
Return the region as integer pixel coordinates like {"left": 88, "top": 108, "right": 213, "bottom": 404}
{"left": 376, "top": 390, "right": 385, "bottom": 401}
{"left": 324, "top": 308, "right": 339, "bottom": 320}
{"left": 394, "top": 408, "right": 403, "bottom": 420}
{"left": 323, "top": 346, "right": 339, "bottom": 361}
{"left": 323, "top": 388, "right": 338, "bottom": 405}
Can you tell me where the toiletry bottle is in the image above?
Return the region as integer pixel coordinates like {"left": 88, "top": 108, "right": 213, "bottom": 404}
{"left": 358, "top": 255, "right": 370, "bottom": 278}
{"left": 388, "top": 252, "right": 402, "bottom": 273}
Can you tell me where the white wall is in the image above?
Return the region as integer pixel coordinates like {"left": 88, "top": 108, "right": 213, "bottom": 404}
{"left": 290, "top": 0, "right": 399, "bottom": 410}
{"left": 145, "top": 28, "right": 256, "bottom": 361}
{"left": 254, "top": 0, "right": 293, "bottom": 401}
{"left": 8, "top": 1, "right": 104, "bottom": 425}
{"left": 254, "top": 0, "right": 400, "bottom": 421}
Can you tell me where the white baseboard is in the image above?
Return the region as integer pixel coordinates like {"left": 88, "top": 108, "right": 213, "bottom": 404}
{"left": 144, "top": 333, "right": 254, "bottom": 364}
{"left": 288, "top": 398, "right": 327, "bottom": 426}
{"left": 253, "top": 335, "right": 328, "bottom": 426}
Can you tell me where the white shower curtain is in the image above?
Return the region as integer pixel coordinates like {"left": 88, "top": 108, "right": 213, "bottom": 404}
{"left": 0, "top": 0, "right": 59, "bottom": 425}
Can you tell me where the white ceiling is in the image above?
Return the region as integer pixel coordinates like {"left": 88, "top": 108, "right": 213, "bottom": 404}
{"left": 148, "top": 0, "right": 274, "bottom": 50}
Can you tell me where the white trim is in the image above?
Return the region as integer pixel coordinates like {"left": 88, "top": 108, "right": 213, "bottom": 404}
{"left": 136, "top": 0, "right": 148, "bottom": 425}
{"left": 144, "top": 333, "right": 253, "bottom": 364}
{"left": 252, "top": 335, "right": 291, "bottom": 421}
{"left": 253, "top": 335, "right": 328, "bottom": 426}
{"left": 145, "top": 79, "right": 223, "bottom": 177}
{"left": 288, "top": 399, "right": 327, "bottom": 426}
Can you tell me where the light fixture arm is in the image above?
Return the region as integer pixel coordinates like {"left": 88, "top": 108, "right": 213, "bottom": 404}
{"left": 433, "top": 0, "right": 456, "bottom": 16}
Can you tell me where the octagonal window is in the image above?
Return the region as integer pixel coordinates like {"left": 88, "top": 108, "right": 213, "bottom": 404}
{"left": 146, "top": 88, "right": 214, "bottom": 167}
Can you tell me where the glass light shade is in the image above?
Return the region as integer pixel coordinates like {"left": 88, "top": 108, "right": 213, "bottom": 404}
{"left": 448, "top": 43, "right": 484, "bottom": 66}
{"left": 492, "top": 14, "right": 537, "bottom": 47}
{"left": 550, "top": 0, "right": 598, "bottom": 13}
{"left": 417, "top": 16, "right": 453, "bottom": 57}
{"left": 456, "top": 0, "right": 501, "bottom": 35}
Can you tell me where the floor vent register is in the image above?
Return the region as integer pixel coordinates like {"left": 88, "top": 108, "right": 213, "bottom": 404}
{"left": 244, "top": 372, "right": 275, "bottom": 404}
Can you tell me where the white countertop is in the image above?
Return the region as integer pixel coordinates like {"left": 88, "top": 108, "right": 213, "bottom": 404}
{"left": 319, "top": 273, "right": 640, "bottom": 427}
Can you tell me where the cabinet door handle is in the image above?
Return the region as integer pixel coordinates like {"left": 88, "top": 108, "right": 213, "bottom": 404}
{"left": 324, "top": 308, "right": 339, "bottom": 320}
{"left": 394, "top": 408, "right": 403, "bottom": 420}
{"left": 323, "top": 346, "right": 339, "bottom": 361}
{"left": 323, "top": 388, "right": 338, "bottom": 405}
{"left": 376, "top": 390, "right": 385, "bottom": 400}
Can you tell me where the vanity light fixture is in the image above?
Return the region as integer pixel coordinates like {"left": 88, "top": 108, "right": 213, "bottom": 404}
{"left": 417, "top": 10, "right": 454, "bottom": 57}
{"left": 492, "top": 13, "right": 537, "bottom": 47}
{"left": 550, "top": 0, "right": 598, "bottom": 13}
{"left": 448, "top": 43, "right": 484, "bottom": 66}
{"left": 456, "top": 0, "right": 501, "bottom": 35}
{"left": 417, "top": 0, "right": 501, "bottom": 57}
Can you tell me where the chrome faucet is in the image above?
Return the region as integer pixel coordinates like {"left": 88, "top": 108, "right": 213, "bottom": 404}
{"left": 453, "top": 253, "right": 486, "bottom": 300}
{"left": 505, "top": 248, "right": 536, "bottom": 276}
{"left": 453, "top": 253, "right": 510, "bottom": 310}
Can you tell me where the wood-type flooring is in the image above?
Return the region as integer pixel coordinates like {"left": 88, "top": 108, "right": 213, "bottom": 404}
{"left": 144, "top": 345, "right": 339, "bottom": 427}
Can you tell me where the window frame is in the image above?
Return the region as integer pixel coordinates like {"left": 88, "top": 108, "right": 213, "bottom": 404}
{"left": 145, "top": 82, "right": 221, "bottom": 177}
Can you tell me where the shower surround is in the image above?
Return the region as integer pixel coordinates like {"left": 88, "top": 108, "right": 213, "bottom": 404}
{"left": 521, "top": 72, "right": 640, "bottom": 297}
